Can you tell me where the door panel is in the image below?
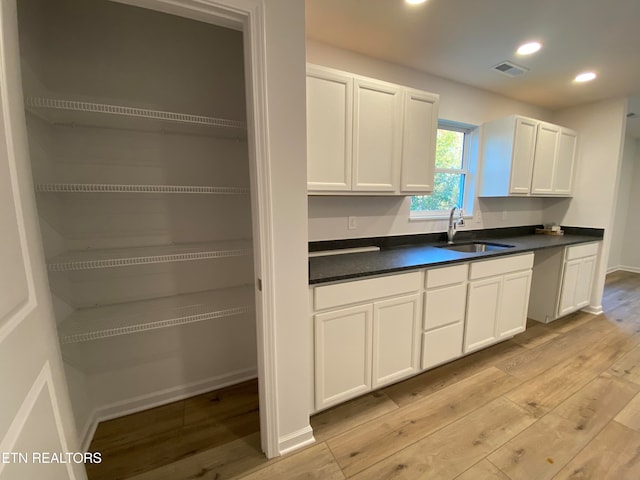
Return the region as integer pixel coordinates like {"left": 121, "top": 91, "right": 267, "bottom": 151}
{"left": 306, "top": 68, "right": 353, "bottom": 191}
{"left": 353, "top": 78, "right": 402, "bottom": 191}
{"left": 372, "top": 294, "right": 421, "bottom": 388}
{"left": 0, "top": 2, "right": 83, "bottom": 478}
{"left": 314, "top": 304, "right": 372, "bottom": 409}
{"left": 553, "top": 129, "right": 577, "bottom": 194}
{"left": 509, "top": 117, "right": 537, "bottom": 194}
{"left": 531, "top": 122, "right": 560, "bottom": 194}
{"left": 574, "top": 256, "right": 596, "bottom": 309}
{"left": 400, "top": 90, "right": 438, "bottom": 193}
{"left": 464, "top": 277, "right": 501, "bottom": 353}
{"left": 558, "top": 259, "right": 581, "bottom": 316}
{"left": 497, "top": 270, "right": 532, "bottom": 338}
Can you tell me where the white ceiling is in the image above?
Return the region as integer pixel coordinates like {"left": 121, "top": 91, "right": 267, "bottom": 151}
{"left": 306, "top": 0, "right": 640, "bottom": 137}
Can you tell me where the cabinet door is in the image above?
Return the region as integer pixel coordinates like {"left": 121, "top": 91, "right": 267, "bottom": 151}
{"left": 558, "top": 258, "right": 581, "bottom": 317}
{"left": 574, "top": 256, "right": 596, "bottom": 309}
{"left": 509, "top": 117, "right": 538, "bottom": 194}
{"left": 400, "top": 89, "right": 439, "bottom": 193}
{"left": 553, "top": 128, "right": 577, "bottom": 195}
{"left": 372, "top": 294, "right": 421, "bottom": 388}
{"left": 315, "top": 304, "right": 373, "bottom": 409}
{"left": 422, "top": 283, "right": 466, "bottom": 369}
{"left": 464, "top": 277, "right": 502, "bottom": 353}
{"left": 306, "top": 67, "right": 353, "bottom": 191}
{"left": 531, "top": 122, "right": 560, "bottom": 194}
{"left": 353, "top": 78, "right": 402, "bottom": 192}
{"left": 497, "top": 270, "right": 532, "bottom": 339}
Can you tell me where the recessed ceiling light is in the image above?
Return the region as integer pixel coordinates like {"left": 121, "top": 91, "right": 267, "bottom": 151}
{"left": 574, "top": 72, "right": 597, "bottom": 83}
{"left": 405, "top": 0, "right": 427, "bottom": 5}
{"left": 516, "top": 42, "right": 542, "bottom": 55}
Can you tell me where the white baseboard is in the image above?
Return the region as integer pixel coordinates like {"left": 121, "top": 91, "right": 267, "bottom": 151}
{"left": 582, "top": 305, "right": 603, "bottom": 315}
{"left": 278, "top": 425, "right": 315, "bottom": 456}
{"left": 80, "top": 367, "right": 257, "bottom": 451}
{"left": 608, "top": 265, "right": 640, "bottom": 274}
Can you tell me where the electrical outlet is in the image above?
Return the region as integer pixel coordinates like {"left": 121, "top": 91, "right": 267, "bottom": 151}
{"left": 348, "top": 216, "right": 357, "bottom": 230}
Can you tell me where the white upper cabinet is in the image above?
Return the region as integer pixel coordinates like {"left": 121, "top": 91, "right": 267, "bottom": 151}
{"left": 553, "top": 128, "right": 578, "bottom": 194}
{"left": 531, "top": 122, "right": 560, "bottom": 194}
{"left": 479, "top": 115, "right": 577, "bottom": 197}
{"left": 401, "top": 89, "right": 439, "bottom": 193}
{"left": 306, "top": 66, "right": 353, "bottom": 191}
{"left": 353, "top": 78, "right": 402, "bottom": 192}
{"left": 306, "top": 64, "right": 439, "bottom": 195}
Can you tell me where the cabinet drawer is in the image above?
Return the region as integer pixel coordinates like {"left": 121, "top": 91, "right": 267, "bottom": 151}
{"left": 565, "top": 242, "right": 599, "bottom": 260}
{"left": 421, "top": 323, "right": 463, "bottom": 370}
{"left": 425, "top": 263, "right": 468, "bottom": 288}
{"left": 469, "top": 253, "right": 534, "bottom": 280}
{"left": 314, "top": 271, "right": 422, "bottom": 311}
{"left": 424, "top": 283, "right": 467, "bottom": 330}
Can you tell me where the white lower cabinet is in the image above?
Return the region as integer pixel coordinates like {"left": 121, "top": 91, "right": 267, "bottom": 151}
{"left": 422, "top": 264, "right": 468, "bottom": 369}
{"left": 312, "top": 271, "right": 422, "bottom": 410}
{"left": 464, "top": 253, "right": 533, "bottom": 354}
{"left": 372, "top": 294, "right": 422, "bottom": 388}
{"left": 528, "top": 242, "right": 599, "bottom": 323}
{"left": 311, "top": 252, "right": 539, "bottom": 411}
{"left": 314, "top": 304, "right": 373, "bottom": 410}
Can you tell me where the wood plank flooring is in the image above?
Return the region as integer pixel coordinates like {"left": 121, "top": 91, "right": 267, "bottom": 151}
{"left": 87, "top": 270, "right": 640, "bottom": 480}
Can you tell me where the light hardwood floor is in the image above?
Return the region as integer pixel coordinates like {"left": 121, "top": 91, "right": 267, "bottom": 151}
{"left": 87, "top": 271, "right": 640, "bottom": 480}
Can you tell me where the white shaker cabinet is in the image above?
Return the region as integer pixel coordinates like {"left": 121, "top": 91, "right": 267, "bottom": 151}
{"left": 306, "top": 66, "right": 353, "bottom": 191}
{"left": 528, "top": 242, "right": 599, "bottom": 323}
{"left": 352, "top": 78, "right": 403, "bottom": 192}
{"left": 311, "top": 271, "right": 422, "bottom": 410}
{"left": 464, "top": 253, "right": 533, "bottom": 353}
{"left": 372, "top": 294, "right": 422, "bottom": 388}
{"left": 400, "top": 89, "right": 439, "bottom": 193}
{"left": 530, "top": 122, "right": 560, "bottom": 194}
{"left": 314, "top": 304, "right": 373, "bottom": 410}
{"left": 479, "top": 115, "right": 577, "bottom": 197}
{"left": 306, "top": 64, "right": 439, "bottom": 195}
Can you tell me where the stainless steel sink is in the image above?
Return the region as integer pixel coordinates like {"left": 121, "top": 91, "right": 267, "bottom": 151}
{"left": 437, "top": 242, "right": 515, "bottom": 253}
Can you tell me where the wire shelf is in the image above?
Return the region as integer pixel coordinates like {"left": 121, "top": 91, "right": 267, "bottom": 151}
{"left": 25, "top": 97, "right": 246, "bottom": 130}
{"left": 35, "top": 183, "right": 249, "bottom": 194}
{"left": 47, "top": 240, "right": 252, "bottom": 272}
{"left": 58, "top": 287, "right": 254, "bottom": 344}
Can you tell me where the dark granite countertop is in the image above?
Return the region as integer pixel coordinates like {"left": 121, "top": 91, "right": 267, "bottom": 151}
{"left": 308, "top": 225, "right": 603, "bottom": 285}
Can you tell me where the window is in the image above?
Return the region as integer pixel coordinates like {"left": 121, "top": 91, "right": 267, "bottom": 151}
{"left": 411, "top": 123, "right": 471, "bottom": 217}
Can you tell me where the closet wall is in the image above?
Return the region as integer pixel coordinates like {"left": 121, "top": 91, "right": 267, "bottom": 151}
{"left": 18, "top": 0, "right": 257, "bottom": 444}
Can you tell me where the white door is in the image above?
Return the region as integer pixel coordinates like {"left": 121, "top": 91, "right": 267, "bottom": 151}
{"left": 352, "top": 78, "right": 402, "bottom": 192}
{"left": 464, "top": 276, "right": 502, "bottom": 353}
{"left": 0, "top": 2, "right": 84, "bottom": 479}
{"left": 400, "top": 89, "right": 439, "bottom": 193}
{"left": 306, "top": 66, "right": 353, "bottom": 191}
{"left": 509, "top": 117, "right": 538, "bottom": 194}
{"left": 558, "top": 259, "right": 581, "bottom": 317}
{"left": 372, "top": 294, "right": 421, "bottom": 388}
{"left": 531, "top": 122, "right": 560, "bottom": 194}
{"left": 314, "top": 304, "right": 373, "bottom": 410}
{"left": 574, "top": 256, "right": 597, "bottom": 309}
{"left": 497, "top": 270, "right": 532, "bottom": 339}
{"left": 553, "top": 128, "right": 577, "bottom": 195}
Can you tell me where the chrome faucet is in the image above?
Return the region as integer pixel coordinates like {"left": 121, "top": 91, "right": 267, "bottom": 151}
{"left": 447, "top": 205, "right": 464, "bottom": 244}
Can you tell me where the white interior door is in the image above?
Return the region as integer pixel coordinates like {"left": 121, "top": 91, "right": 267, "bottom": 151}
{"left": 0, "top": 1, "right": 84, "bottom": 478}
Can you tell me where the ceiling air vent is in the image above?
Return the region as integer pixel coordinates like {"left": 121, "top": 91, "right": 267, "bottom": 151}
{"left": 492, "top": 61, "right": 529, "bottom": 78}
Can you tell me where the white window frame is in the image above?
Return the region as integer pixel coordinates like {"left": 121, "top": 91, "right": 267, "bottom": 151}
{"left": 410, "top": 122, "right": 474, "bottom": 219}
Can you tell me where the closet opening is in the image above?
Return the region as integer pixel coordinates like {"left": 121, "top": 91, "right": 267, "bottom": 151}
{"left": 17, "top": 0, "right": 272, "bottom": 475}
